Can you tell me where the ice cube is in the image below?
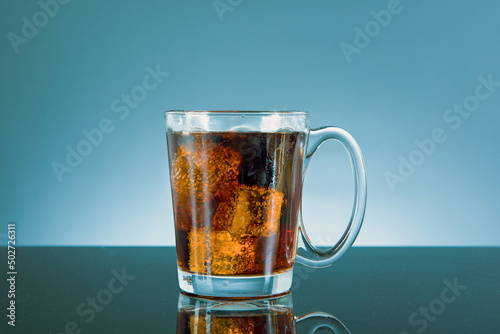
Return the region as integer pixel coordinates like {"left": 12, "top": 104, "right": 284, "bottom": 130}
{"left": 171, "top": 141, "right": 241, "bottom": 230}
{"left": 188, "top": 228, "right": 257, "bottom": 275}
{"left": 171, "top": 142, "right": 241, "bottom": 203}
{"left": 213, "top": 185, "right": 285, "bottom": 239}
{"left": 171, "top": 145, "right": 210, "bottom": 204}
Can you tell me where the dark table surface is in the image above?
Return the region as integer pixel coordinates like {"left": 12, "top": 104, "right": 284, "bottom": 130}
{"left": 1, "top": 247, "right": 499, "bottom": 333}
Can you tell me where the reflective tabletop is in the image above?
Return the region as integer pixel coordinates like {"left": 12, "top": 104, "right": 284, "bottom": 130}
{"left": 2, "top": 247, "right": 499, "bottom": 333}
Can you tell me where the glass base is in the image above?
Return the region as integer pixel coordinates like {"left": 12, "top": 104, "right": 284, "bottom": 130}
{"left": 178, "top": 268, "right": 293, "bottom": 298}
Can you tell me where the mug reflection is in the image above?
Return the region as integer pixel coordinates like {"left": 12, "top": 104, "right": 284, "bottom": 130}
{"left": 176, "top": 292, "right": 350, "bottom": 333}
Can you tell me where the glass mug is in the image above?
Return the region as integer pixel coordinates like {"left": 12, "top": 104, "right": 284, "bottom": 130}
{"left": 165, "top": 110, "right": 367, "bottom": 297}
{"left": 177, "top": 292, "right": 351, "bottom": 334}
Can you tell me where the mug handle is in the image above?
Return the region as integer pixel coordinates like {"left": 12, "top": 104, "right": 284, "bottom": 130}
{"left": 296, "top": 127, "right": 367, "bottom": 267}
{"left": 296, "top": 312, "right": 351, "bottom": 333}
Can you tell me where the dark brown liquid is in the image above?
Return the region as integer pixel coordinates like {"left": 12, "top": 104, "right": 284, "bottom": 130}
{"left": 167, "top": 131, "right": 305, "bottom": 276}
{"left": 176, "top": 309, "right": 295, "bottom": 333}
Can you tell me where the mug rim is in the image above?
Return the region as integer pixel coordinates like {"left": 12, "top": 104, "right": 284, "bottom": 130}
{"left": 164, "top": 110, "right": 308, "bottom": 116}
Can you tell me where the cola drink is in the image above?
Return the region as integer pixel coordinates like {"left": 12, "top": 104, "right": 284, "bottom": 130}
{"left": 167, "top": 131, "right": 306, "bottom": 276}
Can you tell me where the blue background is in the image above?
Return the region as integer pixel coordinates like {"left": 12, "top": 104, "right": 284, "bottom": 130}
{"left": 1, "top": 0, "right": 499, "bottom": 246}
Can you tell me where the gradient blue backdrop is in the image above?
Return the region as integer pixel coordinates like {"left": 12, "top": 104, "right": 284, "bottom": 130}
{"left": 1, "top": 0, "right": 499, "bottom": 246}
